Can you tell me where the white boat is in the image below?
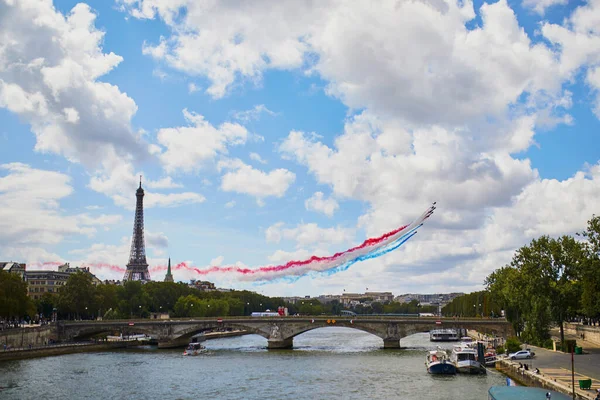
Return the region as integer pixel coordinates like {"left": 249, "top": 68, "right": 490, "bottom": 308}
{"left": 429, "top": 329, "right": 459, "bottom": 342}
{"left": 425, "top": 348, "right": 457, "bottom": 375}
{"left": 183, "top": 342, "right": 207, "bottom": 356}
{"left": 450, "top": 343, "right": 486, "bottom": 374}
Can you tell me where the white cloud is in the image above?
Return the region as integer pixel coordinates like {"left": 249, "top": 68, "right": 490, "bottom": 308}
{"left": 249, "top": 152, "right": 267, "bottom": 164}
{"left": 0, "top": 1, "right": 145, "bottom": 169}
{"left": 146, "top": 231, "right": 169, "bottom": 248}
{"left": 522, "top": 0, "right": 568, "bottom": 15}
{"left": 305, "top": 191, "right": 339, "bottom": 217}
{"left": 265, "top": 221, "right": 354, "bottom": 248}
{"left": 267, "top": 248, "right": 312, "bottom": 263}
{"left": 224, "top": 200, "right": 236, "bottom": 208}
{"left": 188, "top": 82, "right": 200, "bottom": 93}
{"left": 145, "top": 176, "right": 183, "bottom": 189}
{"left": 232, "top": 104, "right": 277, "bottom": 122}
{"left": 0, "top": 163, "right": 120, "bottom": 251}
{"left": 210, "top": 256, "right": 224, "bottom": 266}
{"left": 155, "top": 109, "right": 249, "bottom": 173}
{"left": 219, "top": 159, "right": 295, "bottom": 204}
{"left": 121, "top": 0, "right": 572, "bottom": 126}
{"left": 88, "top": 160, "right": 205, "bottom": 209}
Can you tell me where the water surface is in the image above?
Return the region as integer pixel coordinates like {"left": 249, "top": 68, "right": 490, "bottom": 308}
{"left": 0, "top": 329, "right": 505, "bottom": 399}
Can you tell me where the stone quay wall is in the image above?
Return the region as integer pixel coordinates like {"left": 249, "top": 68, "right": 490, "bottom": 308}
{"left": 564, "top": 323, "right": 600, "bottom": 346}
{"left": 496, "top": 359, "right": 594, "bottom": 400}
{"left": 0, "top": 326, "right": 56, "bottom": 348}
{"left": 0, "top": 342, "right": 128, "bottom": 362}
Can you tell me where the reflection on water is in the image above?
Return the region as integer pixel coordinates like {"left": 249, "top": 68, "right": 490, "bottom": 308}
{"left": 0, "top": 329, "right": 505, "bottom": 400}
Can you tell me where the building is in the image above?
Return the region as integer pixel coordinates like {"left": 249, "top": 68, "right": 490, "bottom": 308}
{"left": 164, "top": 258, "right": 174, "bottom": 282}
{"left": 0, "top": 261, "right": 26, "bottom": 280}
{"left": 189, "top": 279, "right": 216, "bottom": 291}
{"left": 8, "top": 262, "right": 103, "bottom": 300}
{"left": 25, "top": 270, "right": 70, "bottom": 299}
{"left": 365, "top": 291, "right": 394, "bottom": 303}
{"left": 395, "top": 292, "right": 464, "bottom": 304}
{"left": 58, "top": 263, "right": 102, "bottom": 285}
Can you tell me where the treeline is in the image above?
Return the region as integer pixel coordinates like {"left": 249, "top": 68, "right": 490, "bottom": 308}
{"left": 0, "top": 271, "right": 35, "bottom": 323}
{"left": 39, "top": 273, "right": 293, "bottom": 319}
{"left": 441, "top": 291, "right": 503, "bottom": 318}
{"left": 485, "top": 215, "right": 600, "bottom": 348}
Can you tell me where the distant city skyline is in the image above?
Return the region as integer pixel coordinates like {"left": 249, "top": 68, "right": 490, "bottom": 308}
{"left": 1, "top": 0, "right": 599, "bottom": 297}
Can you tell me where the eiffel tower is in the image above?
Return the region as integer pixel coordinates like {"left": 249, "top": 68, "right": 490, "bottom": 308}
{"left": 123, "top": 176, "right": 151, "bottom": 282}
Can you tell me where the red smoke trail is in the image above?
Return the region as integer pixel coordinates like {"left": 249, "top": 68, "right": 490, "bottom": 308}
{"left": 35, "top": 204, "right": 435, "bottom": 280}
{"left": 149, "top": 223, "right": 412, "bottom": 276}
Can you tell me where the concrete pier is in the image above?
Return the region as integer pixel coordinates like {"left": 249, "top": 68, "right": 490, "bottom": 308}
{"left": 267, "top": 337, "right": 294, "bottom": 349}
{"left": 383, "top": 339, "right": 401, "bottom": 349}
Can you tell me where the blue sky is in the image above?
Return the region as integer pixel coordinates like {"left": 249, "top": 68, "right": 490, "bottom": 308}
{"left": 1, "top": 0, "right": 599, "bottom": 297}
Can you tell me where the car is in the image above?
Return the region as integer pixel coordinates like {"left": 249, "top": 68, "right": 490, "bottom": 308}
{"left": 509, "top": 350, "right": 533, "bottom": 360}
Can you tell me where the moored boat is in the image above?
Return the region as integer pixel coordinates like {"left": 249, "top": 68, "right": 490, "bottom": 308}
{"left": 429, "top": 329, "right": 459, "bottom": 342}
{"left": 425, "top": 348, "right": 457, "bottom": 375}
{"left": 450, "top": 343, "right": 486, "bottom": 374}
{"left": 484, "top": 349, "right": 497, "bottom": 368}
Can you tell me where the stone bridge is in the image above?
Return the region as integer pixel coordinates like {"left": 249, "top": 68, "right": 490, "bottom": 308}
{"left": 57, "top": 317, "right": 513, "bottom": 349}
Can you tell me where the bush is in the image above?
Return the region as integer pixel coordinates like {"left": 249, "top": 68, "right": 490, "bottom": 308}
{"left": 559, "top": 339, "right": 577, "bottom": 352}
{"left": 496, "top": 345, "right": 505, "bottom": 355}
{"left": 542, "top": 339, "right": 554, "bottom": 350}
{"left": 506, "top": 337, "right": 522, "bottom": 353}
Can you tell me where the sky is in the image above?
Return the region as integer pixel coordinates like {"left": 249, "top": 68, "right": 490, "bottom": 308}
{"left": 0, "top": 0, "right": 599, "bottom": 297}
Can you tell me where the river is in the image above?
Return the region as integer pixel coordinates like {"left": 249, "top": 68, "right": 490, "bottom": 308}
{"left": 0, "top": 329, "right": 505, "bottom": 399}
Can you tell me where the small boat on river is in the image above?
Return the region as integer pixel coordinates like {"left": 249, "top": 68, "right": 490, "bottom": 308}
{"left": 425, "top": 348, "right": 457, "bottom": 375}
{"left": 183, "top": 342, "right": 207, "bottom": 356}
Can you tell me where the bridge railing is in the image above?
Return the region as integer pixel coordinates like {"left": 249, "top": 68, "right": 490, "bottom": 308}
{"left": 59, "top": 315, "right": 507, "bottom": 324}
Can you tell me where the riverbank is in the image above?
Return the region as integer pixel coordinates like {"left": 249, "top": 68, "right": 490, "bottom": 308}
{"left": 0, "top": 342, "right": 131, "bottom": 362}
{"left": 496, "top": 358, "right": 599, "bottom": 400}
{"left": 0, "top": 330, "right": 248, "bottom": 362}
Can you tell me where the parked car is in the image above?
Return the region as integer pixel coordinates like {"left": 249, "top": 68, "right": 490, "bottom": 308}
{"left": 509, "top": 350, "right": 533, "bottom": 360}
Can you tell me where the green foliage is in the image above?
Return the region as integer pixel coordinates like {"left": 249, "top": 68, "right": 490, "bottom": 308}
{"left": 0, "top": 270, "right": 35, "bottom": 319}
{"left": 441, "top": 291, "right": 501, "bottom": 318}
{"left": 35, "top": 293, "right": 56, "bottom": 318}
{"left": 383, "top": 299, "right": 436, "bottom": 315}
{"left": 57, "top": 271, "right": 97, "bottom": 318}
{"left": 578, "top": 215, "right": 600, "bottom": 319}
{"left": 542, "top": 339, "right": 554, "bottom": 350}
{"left": 495, "top": 345, "right": 505, "bottom": 355}
{"left": 484, "top": 229, "right": 591, "bottom": 346}
{"left": 505, "top": 337, "right": 521, "bottom": 353}
{"left": 559, "top": 339, "right": 577, "bottom": 353}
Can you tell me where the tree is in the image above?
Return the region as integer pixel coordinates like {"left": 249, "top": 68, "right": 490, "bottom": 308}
{"left": 0, "top": 271, "right": 35, "bottom": 321}
{"left": 57, "top": 271, "right": 97, "bottom": 319}
{"left": 371, "top": 302, "right": 384, "bottom": 314}
{"left": 143, "top": 281, "right": 194, "bottom": 313}
{"left": 95, "top": 283, "right": 119, "bottom": 318}
{"left": 117, "top": 281, "right": 150, "bottom": 318}
{"left": 579, "top": 215, "right": 600, "bottom": 321}
{"left": 35, "top": 293, "right": 56, "bottom": 319}
{"left": 511, "top": 236, "right": 583, "bottom": 345}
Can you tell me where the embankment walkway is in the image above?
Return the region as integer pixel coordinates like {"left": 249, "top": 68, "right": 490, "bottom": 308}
{"left": 497, "top": 338, "right": 600, "bottom": 400}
